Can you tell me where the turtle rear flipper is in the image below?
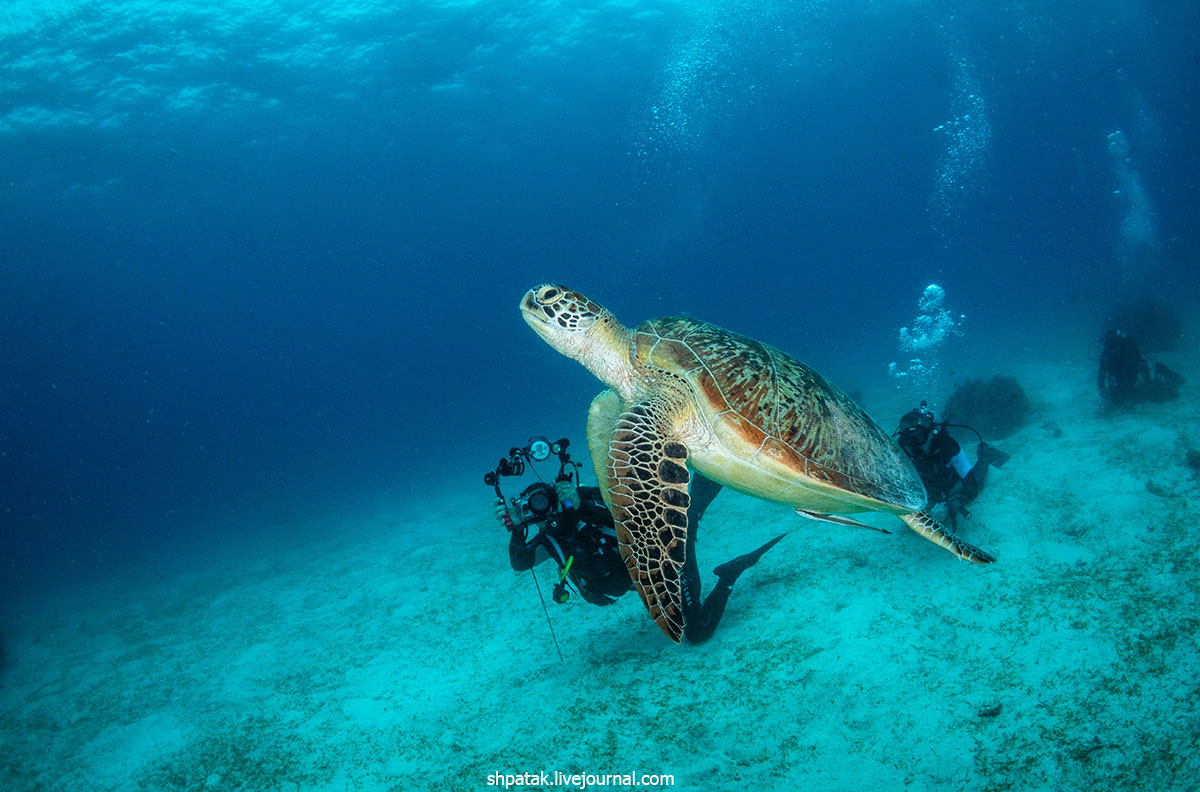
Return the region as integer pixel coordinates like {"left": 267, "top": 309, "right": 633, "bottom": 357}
{"left": 901, "top": 512, "right": 995, "bottom": 564}
{"left": 607, "top": 398, "right": 692, "bottom": 643}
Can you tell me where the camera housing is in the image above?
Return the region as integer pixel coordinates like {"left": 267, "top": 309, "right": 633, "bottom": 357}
{"left": 512, "top": 482, "right": 557, "bottom": 523}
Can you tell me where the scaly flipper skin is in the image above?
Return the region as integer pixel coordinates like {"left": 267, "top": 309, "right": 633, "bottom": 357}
{"left": 900, "top": 512, "right": 995, "bottom": 564}
{"left": 607, "top": 398, "right": 692, "bottom": 643}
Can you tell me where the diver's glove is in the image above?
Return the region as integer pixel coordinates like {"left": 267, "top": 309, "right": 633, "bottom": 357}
{"left": 555, "top": 479, "right": 579, "bottom": 510}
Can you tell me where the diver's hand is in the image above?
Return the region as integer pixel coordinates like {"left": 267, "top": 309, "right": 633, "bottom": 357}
{"left": 493, "top": 497, "right": 509, "bottom": 527}
{"left": 555, "top": 480, "right": 579, "bottom": 509}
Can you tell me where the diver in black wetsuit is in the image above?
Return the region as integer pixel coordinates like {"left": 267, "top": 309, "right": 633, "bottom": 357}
{"left": 674, "top": 474, "right": 785, "bottom": 644}
{"left": 489, "top": 436, "right": 783, "bottom": 642}
{"left": 498, "top": 478, "right": 630, "bottom": 606}
{"left": 896, "top": 403, "right": 1009, "bottom": 531}
{"left": 1097, "top": 328, "right": 1184, "bottom": 412}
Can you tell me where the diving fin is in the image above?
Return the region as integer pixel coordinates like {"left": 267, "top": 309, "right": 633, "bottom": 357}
{"left": 713, "top": 534, "right": 787, "bottom": 583}
{"left": 978, "top": 443, "right": 1010, "bottom": 468}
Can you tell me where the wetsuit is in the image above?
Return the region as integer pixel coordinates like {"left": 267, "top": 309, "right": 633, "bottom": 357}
{"left": 903, "top": 427, "right": 989, "bottom": 529}
{"left": 674, "top": 474, "right": 785, "bottom": 644}
{"left": 1098, "top": 330, "right": 1151, "bottom": 409}
{"left": 678, "top": 474, "right": 734, "bottom": 644}
{"left": 1098, "top": 329, "right": 1184, "bottom": 410}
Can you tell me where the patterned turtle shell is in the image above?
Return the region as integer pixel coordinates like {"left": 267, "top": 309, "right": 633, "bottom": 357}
{"left": 631, "top": 316, "right": 926, "bottom": 511}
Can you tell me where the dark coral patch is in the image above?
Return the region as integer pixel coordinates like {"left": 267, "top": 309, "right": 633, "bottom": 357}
{"left": 943, "top": 376, "right": 1031, "bottom": 439}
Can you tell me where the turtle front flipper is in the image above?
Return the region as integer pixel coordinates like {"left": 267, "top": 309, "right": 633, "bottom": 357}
{"left": 587, "top": 390, "right": 624, "bottom": 512}
{"left": 607, "top": 399, "right": 692, "bottom": 642}
{"left": 901, "top": 512, "right": 995, "bottom": 564}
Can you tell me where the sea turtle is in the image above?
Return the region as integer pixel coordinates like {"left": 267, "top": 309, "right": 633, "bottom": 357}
{"left": 521, "top": 284, "right": 995, "bottom": 643}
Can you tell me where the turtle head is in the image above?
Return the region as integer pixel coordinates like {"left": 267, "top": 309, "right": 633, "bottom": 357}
{"left": 521, "top": 285, "right": 633, "bottom": 395}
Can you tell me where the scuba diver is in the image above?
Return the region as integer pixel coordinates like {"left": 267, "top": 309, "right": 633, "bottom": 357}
{"left": 895, "top": 403, "right": 1010, "bottom": 531}
{"left": 1097, "top": 328, "right": 1184, "bottom": 412}
{"left": 486, "top": 435, "right": 784, "bottom": 643}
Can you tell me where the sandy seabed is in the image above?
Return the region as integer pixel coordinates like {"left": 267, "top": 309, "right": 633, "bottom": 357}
{"left": 2, "top": 352, "right": 1198, "bottom": 792}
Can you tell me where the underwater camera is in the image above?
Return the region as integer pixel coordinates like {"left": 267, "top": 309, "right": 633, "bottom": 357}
{"left": 512, "top": 482, "right": 557, "bottom": 524}
{"left": 483, "top": 435, "right": 579, "bottom": 529}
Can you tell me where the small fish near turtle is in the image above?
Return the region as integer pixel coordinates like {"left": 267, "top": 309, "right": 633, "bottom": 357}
{"left": 521, "top": 284, "right": 995, "bottom": 643}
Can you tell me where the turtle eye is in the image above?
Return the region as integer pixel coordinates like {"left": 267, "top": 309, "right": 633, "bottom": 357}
{"left": 538, "top": 285, "right": 562, "bottom": 303}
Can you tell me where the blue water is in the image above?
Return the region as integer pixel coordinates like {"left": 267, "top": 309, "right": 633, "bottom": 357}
{"left": 1, "top": 0, "right": 1196, "bottom": 594}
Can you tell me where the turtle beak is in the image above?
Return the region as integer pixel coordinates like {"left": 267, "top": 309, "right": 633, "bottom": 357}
{"left": 520, "top": 289, "right": 541, "bottom": 317}
{"left": 520, "top": 289, "right": 555, "bottom": 342}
